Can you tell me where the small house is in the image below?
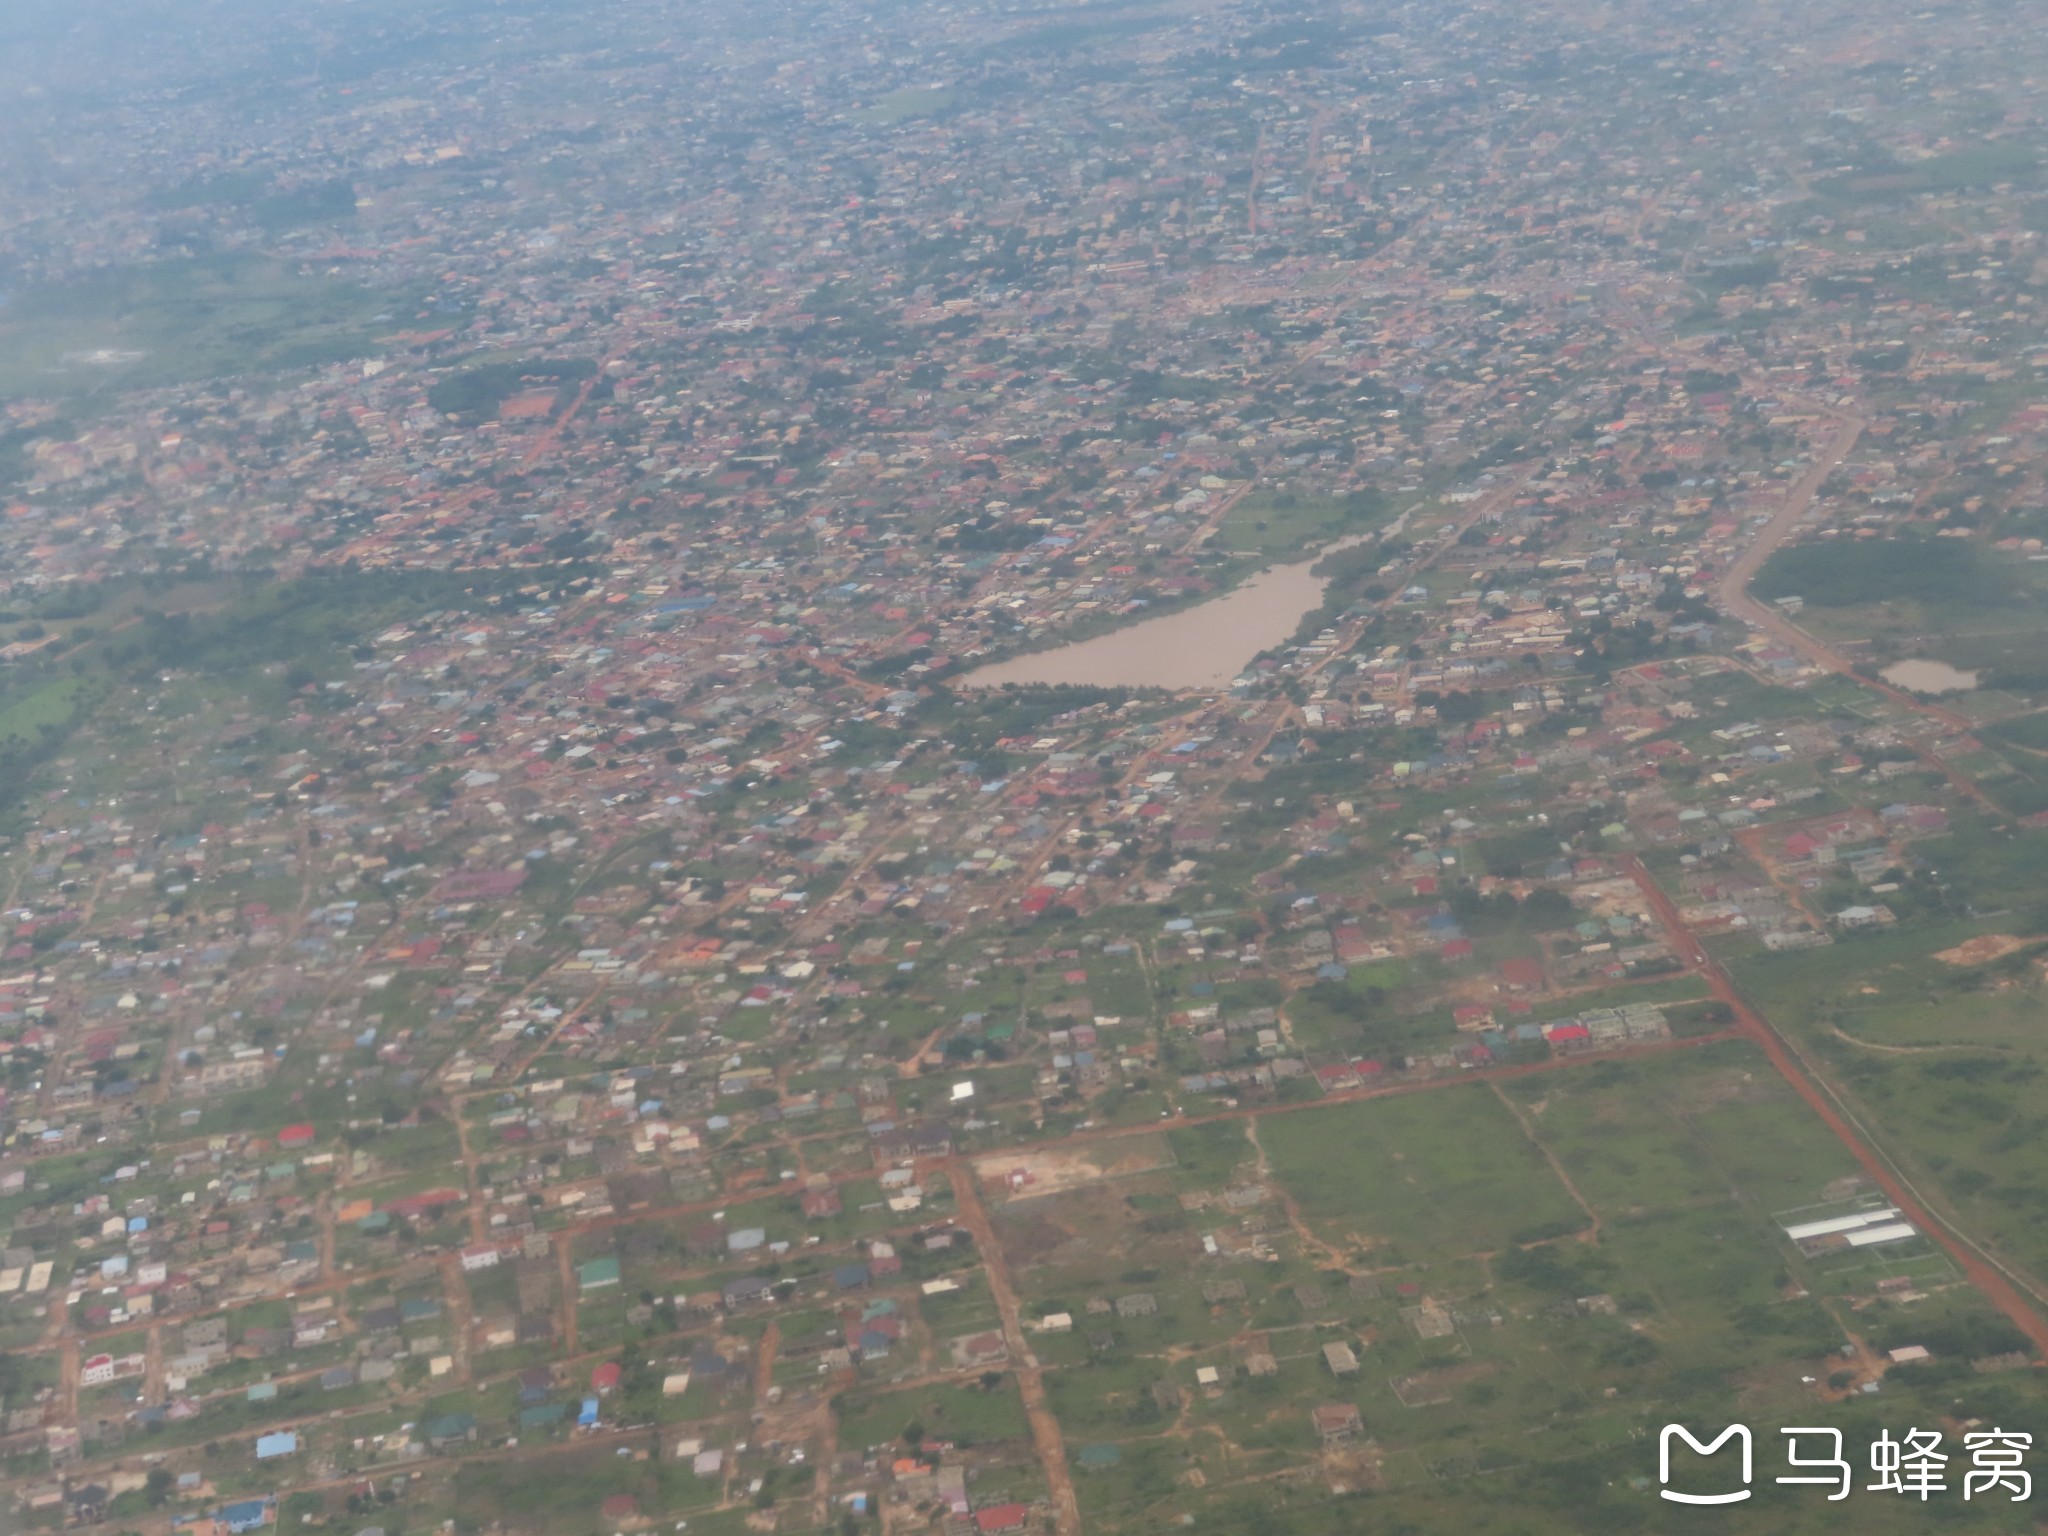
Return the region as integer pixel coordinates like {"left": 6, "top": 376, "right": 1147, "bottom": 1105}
{"left": 1311, "top": 1403, "right": 1363, "bottom": 1441}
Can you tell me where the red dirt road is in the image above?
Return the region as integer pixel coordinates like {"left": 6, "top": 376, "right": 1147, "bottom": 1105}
{"left": 951, "top": 1167, "right": 1081, "bottom": 1536}
{"left": 1622, "top": 855, "right": 2048, "bottom": 1357}
{"left": 1715, "top": 412, "right": 1974, "bottom": 733}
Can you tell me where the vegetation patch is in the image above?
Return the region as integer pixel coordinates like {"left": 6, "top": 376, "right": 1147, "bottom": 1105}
{"left": 856, "top": 86, "right": 959, "bottom": 125}
{"left": 0, "top": 255, "right": 413, "bottom": 400}
{"left": 835, "top": 1379, "right": 1031, "bottom": 1453}
{"left": 1753, "top": 535, "right": 1993, "bottom": 609}
{"left": 427, "top": 354, "right": 599, "bottom": 421}
{"left": 1255, "top": 1085, "right": 1584, "bottom": 1259}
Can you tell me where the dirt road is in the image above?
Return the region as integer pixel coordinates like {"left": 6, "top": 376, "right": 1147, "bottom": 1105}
{"left": 1714, "top": 414, "right": 1866, "bottom": 635}
{"left": 1621, "top": 855, "right": 2048, "bottom": 1356}
{"left": 950, "top": 1164, "right": 1080, "bottom": 1536}
{"left": 556, "top": 1241, "right": 579, "bottom": 1355}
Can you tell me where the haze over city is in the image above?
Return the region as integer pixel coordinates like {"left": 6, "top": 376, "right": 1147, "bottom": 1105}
{"left": 5, "top": 1, "right": 2048, "bottom": 1533}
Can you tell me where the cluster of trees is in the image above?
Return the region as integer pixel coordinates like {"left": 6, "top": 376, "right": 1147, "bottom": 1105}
{"left": 1442, "top": 883, "right": 1577, "bottom": 935}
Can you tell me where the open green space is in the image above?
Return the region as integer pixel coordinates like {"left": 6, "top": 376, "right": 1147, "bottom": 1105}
{"left": 426, "top": 353, "right": 598, "bottom": 421}
{"left": 1737, "top": 910, "right": 2048, "bottom": 1283}
{"left": 1756, "top": 535, "right": 2048, "bottom": 703}
{"left": 450, "top": 1442, "right": 729, "bottom": 1535}
{"left": 855, "top": 86, "right": 958, "bottom": 125}
{"left": 0, "top": 675, "right": 85, "bottom": 747}
{"left": 1253, "top": 1085, "right": 1586, "bottom": 1259}
{"left": 1214, "top": 489, "right": 1388, "bottom": 559}
{"left": 1816, "top": 142, "right": 2043, "bottom": 201}
{"left": 1045, "top": 1043, "right": 2048, "bottom": 1535}
{"left": 147, "top": 171, "right": 358, "bottom": 230}
{"left": 984, "top": 10, "right": 1175, "bottom": 56}
{"left": 0, "top": 255, "right": 418, "bottom": 401}
{"left": 834, "top": 1378, "right": 1030, "bottom": 1453}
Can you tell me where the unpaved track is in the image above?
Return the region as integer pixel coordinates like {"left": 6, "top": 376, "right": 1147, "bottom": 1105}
{"left": 1715, "top": 413, "right": 1975, "bottom": 734}
{"left": 950, "top": 1163, "right": 1080, "bottom": 1536}
{"left": 1623, "top": 854, "right": 2048, "bottom": 1356}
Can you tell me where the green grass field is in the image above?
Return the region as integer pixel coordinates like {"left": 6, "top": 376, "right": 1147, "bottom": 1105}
{"left": 1214, "top": 490, "right": 1388, "bottom": 559}
{"left": 0, "top": 255, "right": 415, "bottom": 400}
{"left": 836, "top": 1379, "right": 1030, "bottom": 1452}
{"left": 1815, "top": 143, "right": 2043, "bottom": 201}
{"left": 450, "top": 1444, "right": 728, "bottom": 1535}
{"left": 856, "top": 86, "right": 958, "bottom": 125}
{"left": 1043, "top": 1043, "right": 2048, "bottom": 1536}
{"left": 0, "top": 675, "right": 83, "bottom": 745}
{"left": 1255, "top": 1084, "right": 1587, "bottom": 1260}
